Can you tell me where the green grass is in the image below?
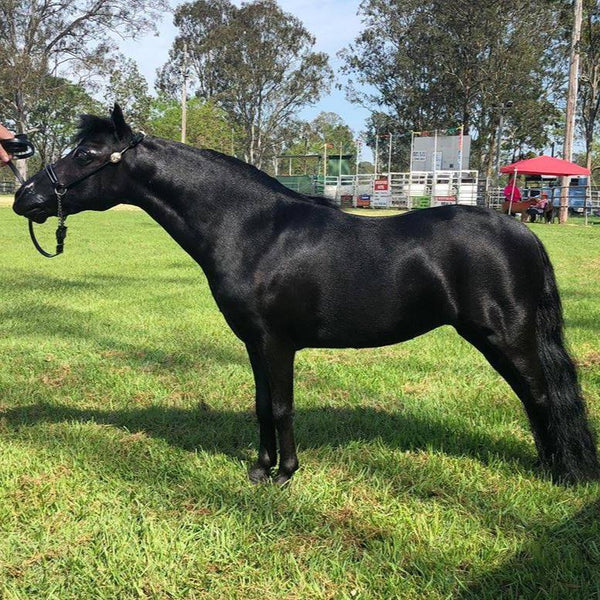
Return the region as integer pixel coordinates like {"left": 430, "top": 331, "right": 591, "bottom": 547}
{"left": 0, "top": 205, "right": 599, "bottom": 599}
{"left": 344, "top": 207, "right": 402, "bottom": 217}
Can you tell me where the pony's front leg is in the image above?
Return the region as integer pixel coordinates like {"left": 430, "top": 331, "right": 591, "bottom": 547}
{"left": 246, "top": 345, "right": 277, "bottom": 483}
{"left": 263, "top": 340, "right": 298, "bottom": 485}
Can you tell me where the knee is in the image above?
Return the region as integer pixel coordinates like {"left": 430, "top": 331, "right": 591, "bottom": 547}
{"left": 272, "top": 404, "right": 293, "bottom": 423}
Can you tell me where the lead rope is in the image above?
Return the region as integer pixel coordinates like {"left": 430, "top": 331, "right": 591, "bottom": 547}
{"left": 27, "top": 193, "right": 67, "bottom": 258}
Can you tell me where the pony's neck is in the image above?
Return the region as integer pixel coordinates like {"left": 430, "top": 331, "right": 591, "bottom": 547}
{"left": 128, "top": 137, "right": 285, "bottom": 263}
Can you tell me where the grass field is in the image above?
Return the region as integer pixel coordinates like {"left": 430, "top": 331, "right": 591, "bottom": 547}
{"left": 0, "top": 204, "right": 599, "bottom": 599}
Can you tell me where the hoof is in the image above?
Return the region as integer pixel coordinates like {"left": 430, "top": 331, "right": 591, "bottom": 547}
{"left": 273, "top": 470, "right": 294, "bottom": 486}
{"left": 248, "top": 464, "right": 271, "bottom": 484}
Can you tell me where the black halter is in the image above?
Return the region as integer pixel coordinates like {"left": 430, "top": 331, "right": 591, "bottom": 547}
{"left": 31, "top": 132, "right": 145, "bottom": 258}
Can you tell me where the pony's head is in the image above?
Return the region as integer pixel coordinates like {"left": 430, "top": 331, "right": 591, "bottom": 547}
{"left": 13, "top": 104, "right": 142, "bottom": 223}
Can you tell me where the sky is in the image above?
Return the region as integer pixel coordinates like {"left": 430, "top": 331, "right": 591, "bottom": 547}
{"left": 120, "top": 0, "right": 372, "bottom": 136}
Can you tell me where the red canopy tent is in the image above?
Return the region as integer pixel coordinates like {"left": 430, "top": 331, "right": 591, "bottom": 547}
{"left": 500, "top": 155, "right": 590, "bottom": 215}
{"left": 500, "top": 155, "right": 590, "bottom": 177}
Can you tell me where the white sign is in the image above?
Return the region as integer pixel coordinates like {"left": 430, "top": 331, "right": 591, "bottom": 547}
{"left": 434, "top": 151, "right": 442, "bottom": 170}
{"left": 412, "top": 151, "right": 426, "bottom": 162}
{"left": 372, "top": 177, "right": 391, "bottom": 208}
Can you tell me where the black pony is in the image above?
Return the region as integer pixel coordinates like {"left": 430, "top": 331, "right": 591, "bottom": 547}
{"left": 13, "top": 106, "right": 599, "bottom": 485}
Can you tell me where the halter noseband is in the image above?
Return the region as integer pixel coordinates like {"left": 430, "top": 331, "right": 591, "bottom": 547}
{"left": 32, "top": 131, "right": 145, "bottom": 258}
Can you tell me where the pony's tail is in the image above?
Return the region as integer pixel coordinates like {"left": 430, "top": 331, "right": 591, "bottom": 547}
{"left": 534, "top": 240, "right": 599, "bottom": 483}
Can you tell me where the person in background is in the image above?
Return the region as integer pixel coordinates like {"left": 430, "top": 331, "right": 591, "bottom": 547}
{"left": 503, "top": 176, "right": 522, "bottom": 203}
{"left": 527, "top": 191, "right": 549, "bottom": 218}
{"left": 0, "top": 123, "right": 14, "bottom": 165}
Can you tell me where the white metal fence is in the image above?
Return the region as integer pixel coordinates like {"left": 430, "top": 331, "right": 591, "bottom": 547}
{"left": 0, "top": 180, "right": 15, "bottom": 195}
{"left": 312, "top": 170, "right": 479, "bottom": 209}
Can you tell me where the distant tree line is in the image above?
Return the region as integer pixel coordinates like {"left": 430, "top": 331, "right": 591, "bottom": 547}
{"left": 1, "top": 0, "right": 600, "bottom": 179}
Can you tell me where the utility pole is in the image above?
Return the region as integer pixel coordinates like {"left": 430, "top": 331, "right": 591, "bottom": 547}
{"left": 457, "top": 124, "right": 464, "bottom": 204}
{"left": 354, "top": 138, "right": 362, "bottom": 208}
{"left": 432, "top": 129, "right": 438, "bottom": 200}
{"left": 560, "top": 0, "right": 583, "bottom": 224}
{"left": 181, "top": 42, "right": 189, "bottom": 144}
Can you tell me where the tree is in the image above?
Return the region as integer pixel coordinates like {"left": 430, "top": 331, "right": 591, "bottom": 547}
{"left": 29, "top": 77, "right": 102, "bottom": 168}
{"left": 309, "top": 113, "right": 355, "bottom": 153}
{"left": 0, "top": 0, "right": 167, "bottom": 137}
{"left": 363, "top": 112, "right": 411, "bottom": 172}
{"left": 148, "top": 96, "right": 242, "bottom": 155}
{"left": 272, "top": 112, "right": 356, "bottom": 176}
{"left": 340, "top": 0, "right": 566, "bottom": 176}
{"left": 158, "top": 0, "right": 333, "bottom": 168}
{"left": 156, "top": 0, "right": 235, "bottom": 100}
{"left": 104, "top": 57, "right": 152, "bottom": 131}
{"left": 578, "top": 1, "right": 600, "bottom": 173}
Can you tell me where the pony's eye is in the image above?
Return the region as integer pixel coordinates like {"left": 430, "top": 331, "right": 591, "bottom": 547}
{"left": 74, "top": 148, "right": 94, "bottom": 166}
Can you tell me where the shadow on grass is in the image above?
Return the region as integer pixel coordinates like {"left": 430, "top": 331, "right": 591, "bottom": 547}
{"left": 0, "top": 401, "right": 537, "bottom": 477}
{"left": 457, "top": 499, "right": 600, "bottom": 599}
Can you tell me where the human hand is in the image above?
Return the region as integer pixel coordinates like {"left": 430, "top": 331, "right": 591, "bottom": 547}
{"left": 0, "top": 123, "right": 14, "bottom": 164}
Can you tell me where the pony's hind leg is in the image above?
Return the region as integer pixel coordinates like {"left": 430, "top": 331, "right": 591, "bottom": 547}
{"left": 457, "top": 323, "right": 599, "bottom": 484}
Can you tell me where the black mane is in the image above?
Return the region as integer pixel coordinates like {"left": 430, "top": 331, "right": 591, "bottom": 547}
{"left": 197, "top": 149, "right": 339, "bottom": 209}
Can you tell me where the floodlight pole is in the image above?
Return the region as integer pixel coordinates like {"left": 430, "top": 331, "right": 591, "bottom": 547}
{"left": 354, "top": 138, "right": 361, "bottom": 208}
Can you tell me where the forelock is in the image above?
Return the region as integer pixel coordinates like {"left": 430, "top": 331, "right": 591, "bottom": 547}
{"left": 73, "top": 114, "right": 117, "bottom": 144}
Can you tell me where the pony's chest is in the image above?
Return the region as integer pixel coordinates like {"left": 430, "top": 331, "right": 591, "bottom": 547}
{"left": 209, "top": 280, "right": 264, "bottom": 340}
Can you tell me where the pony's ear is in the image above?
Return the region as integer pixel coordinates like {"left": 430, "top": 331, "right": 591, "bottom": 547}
{"left": 111, "top": 103, "right": 132, "bottom": 140}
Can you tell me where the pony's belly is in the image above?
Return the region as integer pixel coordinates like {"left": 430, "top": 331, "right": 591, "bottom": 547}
{"left": 294, "top": 312, "right": 444, "bottom": 350}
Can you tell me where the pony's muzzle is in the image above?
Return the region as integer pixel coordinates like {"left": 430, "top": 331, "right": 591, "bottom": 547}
{"left": 13, "top": 186, "right": 51, "bottom": 223}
